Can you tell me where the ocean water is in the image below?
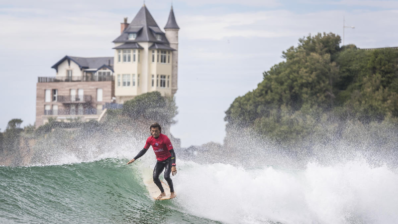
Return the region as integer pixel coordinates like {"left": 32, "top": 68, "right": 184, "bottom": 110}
{"left": 1, "top": 155, "right": 398, "bottom": 224}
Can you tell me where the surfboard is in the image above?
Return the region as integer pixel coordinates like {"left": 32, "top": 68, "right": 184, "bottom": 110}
{"left": 143, "top": 178, "right": 176, "bottom": 200}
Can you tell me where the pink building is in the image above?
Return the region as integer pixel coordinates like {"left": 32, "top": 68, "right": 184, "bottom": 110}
{"left": 35, "top": 56, "right": 115, "bottom": 127}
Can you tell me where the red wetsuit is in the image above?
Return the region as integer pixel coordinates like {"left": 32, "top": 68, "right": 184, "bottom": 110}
{"left": 144, "top": 133, "right": 174, "bottom": 161}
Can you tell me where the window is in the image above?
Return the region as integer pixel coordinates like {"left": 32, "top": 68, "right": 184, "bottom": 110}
{"left": 157, "top": 75, "right": 159, "bottom": 87}
{"left": 157, "top": 50, "right": 159, "bottom": 62}
{"left": 152, "top": 50, "right": 155, "bottom": 62}
{"left": 161, "top": 51, "right": 167, "bottom": 63}
{"left": 97, "top": 71, "right": 111, "bottom": 81}
{"left": 53, "top": 105, "right": 58, "bottom": 115}
{"left": 67, "top": 70, "right": 73, "bottom": 79}
{"left": 167, "top": 51, "right": 170, "bottom": 63}
{"left": 167, "top": 76, "right": 170, "bottom": 88}
{"left": 118, "top": 50, "right": 121, "bottom": 62}
{"left": 152, "top": 75, "right": 154, "bottom": 87}
{"left": 122, "top": 74, "right": 130, "bottom": 86}
{"left": 156, "top": 34, "right": 162, "bottom": 41}
{"left": 45, "top": 90, "right": 51, "bottom": 102}
{"left": 45, "top": 105, "right": 51, "bottom": 115}
{"left": 160, "top": 75, "right": 166, "bottom": 88}
{"left": 78, "top": 89, "right": 84, "bottom": 102}
{"left": 70, "top": 89, "right": 76, "bottom": 102}
{"left": 97, "top": 89, "right": 103, "bottom": 102}
{"left": 117, "top": 74, "right": 121, "bottom": 86}
{"left": 78, "top": 104, "right": 83, "bottom": 115}
{"left": 132, "top": 74, "right": 136, "bottom": 87}
{"left": 128, "top": 33, "right": 137, "bottom": 40}
{"left": 133, "top": 50, "right": 136, "bottom": 62}
{"left": 52, "top": 89, "right": 58, "bottom": 102}
{"left": 138, "top": 74, "right": 140, "bottom": 87}
{"left": 70, "top": 105, "right": 76, "bottom": 115}
{"left": 123, "top": 50, "right": 131, "bottom": 62}
{"left": 138, "top": 50, "right": 140, "bottom": 63}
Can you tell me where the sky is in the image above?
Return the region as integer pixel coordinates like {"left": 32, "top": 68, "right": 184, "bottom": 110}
{"left": 0, "top": 0, "right": 398, "bottom": 147}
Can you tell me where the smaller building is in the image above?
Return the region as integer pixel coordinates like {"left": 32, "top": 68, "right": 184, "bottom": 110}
{"left": 35, "top": 56, "right": 115, "bottom": 127}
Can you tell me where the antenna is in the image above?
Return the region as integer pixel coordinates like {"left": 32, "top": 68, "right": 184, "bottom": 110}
{"left": 343, "top": 16, "right": 355, "bottom": 46}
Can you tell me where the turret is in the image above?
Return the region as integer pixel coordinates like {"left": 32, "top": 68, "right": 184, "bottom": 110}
{"left": 164, "top": 6, "right": 179, "bottom": 95}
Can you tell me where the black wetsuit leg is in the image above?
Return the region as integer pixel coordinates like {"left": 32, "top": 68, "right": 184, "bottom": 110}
{"left": 153, "top": 157, "right": 174, "bottom": 193}
{"left": 163, "top": 158, "right": 174, "bottom": 193}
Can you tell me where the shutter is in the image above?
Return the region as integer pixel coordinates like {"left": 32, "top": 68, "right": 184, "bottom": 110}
{"left": 97, "top": 89, "right": 103, "bottom": 102}
{"left": 45, "top": 90, "right": 51, "bottom": 102}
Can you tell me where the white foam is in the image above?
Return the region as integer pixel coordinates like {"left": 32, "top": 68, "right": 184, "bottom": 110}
{"left": 173, "top": 159, "right": 398, "bottom": 224}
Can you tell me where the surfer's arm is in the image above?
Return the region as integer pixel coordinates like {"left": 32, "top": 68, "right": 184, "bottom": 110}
{"left": 170, "top": 149, "right": 177, "bottom": 176}
{"left": 134, "top": 148, "right": 148, "bottom": 160}
{"left": 170, "top": 149, "right": 176, "bottom": 166}
{"left": 127, "top": 148, "right": 149, "bottom": 164}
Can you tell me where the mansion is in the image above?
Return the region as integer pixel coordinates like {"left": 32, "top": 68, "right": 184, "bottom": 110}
{"left": 35, "top": 5, "right": 180, "bottom": 127}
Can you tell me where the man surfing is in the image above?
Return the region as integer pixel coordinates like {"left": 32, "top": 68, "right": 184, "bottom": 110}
{"left": 127, "top": 123, "right": 177, "bottom": 200}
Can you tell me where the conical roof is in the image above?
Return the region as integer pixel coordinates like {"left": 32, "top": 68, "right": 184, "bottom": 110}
{"left": 164, "top": 7, "right": 180, "bottom": 30}
{"left": 113, "top": 5, "right": 170, "bottom": 44}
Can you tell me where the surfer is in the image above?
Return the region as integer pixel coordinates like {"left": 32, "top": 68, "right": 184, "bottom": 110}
{"left": 127, "top": 123, "right": 177, "bottom": 200}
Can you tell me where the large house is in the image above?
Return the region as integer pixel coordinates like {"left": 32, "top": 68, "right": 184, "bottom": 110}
{"left": 35, "top": 5, "right": 180, "bottom": 127}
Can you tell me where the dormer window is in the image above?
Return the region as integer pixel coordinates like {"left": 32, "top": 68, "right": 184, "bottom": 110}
{"left": 156, "top": 34, "right": 162, "bottom": 41}
{"left": 128, "top": 33, "right": 137, "bottom": 40}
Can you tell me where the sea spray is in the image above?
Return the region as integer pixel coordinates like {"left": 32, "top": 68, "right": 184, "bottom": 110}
{"left": 174, "top": 159, "right": 398, "bottom": 224}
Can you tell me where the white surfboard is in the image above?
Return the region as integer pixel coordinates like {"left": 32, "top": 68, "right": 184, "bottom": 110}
{"left": 142, "top": 168, "right": 176, "bottom": 200}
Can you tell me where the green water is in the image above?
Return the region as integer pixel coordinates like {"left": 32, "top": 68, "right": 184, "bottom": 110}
{"left": 0, "top": 159, "right": 219, "bottom": 224}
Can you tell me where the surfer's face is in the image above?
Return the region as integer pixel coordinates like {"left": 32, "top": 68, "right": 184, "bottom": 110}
{"left": 151, "top": 127, "right": 160, "bottom": 138}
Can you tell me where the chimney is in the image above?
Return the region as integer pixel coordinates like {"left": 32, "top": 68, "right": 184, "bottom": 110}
{"left": 120, "top": 17, "right": 129, "bottom": 34}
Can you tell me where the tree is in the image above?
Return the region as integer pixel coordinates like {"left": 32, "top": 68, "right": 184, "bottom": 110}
{"left": 3, "top": 119, "right": 24, "bottom": 153}
{"left": 123, "top": 91, "right": 178, "bottom": 126}
{"left": 7, "top": 119, "right": 23, "bottom": 130}
{"left": 225, "top": 32, "right": 398, "bottom": 145}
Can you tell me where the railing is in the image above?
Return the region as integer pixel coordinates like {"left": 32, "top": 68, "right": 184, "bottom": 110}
{"left": 38, "top": 75, "right": 114, "bottom": 83}
{"left": 44, "top": 108, "right": 99, "bottom": 116}
{"left": 57, "top": 95, "right": 92, "bottom": 103}
{"left": 103, "top": 103, "right": 124, "bottom": 110}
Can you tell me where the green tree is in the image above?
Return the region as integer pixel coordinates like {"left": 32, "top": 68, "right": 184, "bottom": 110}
{"left": 3, "top": 119, "right": 24, "bottom": 153}
{"left": 225, "top": 32, "right": 398, "bottom": 145}
{"left": 123, "top": 91, "right": 178, "bottom": 126}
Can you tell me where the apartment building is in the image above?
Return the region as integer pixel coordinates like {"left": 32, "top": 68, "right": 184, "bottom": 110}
{"left": 35, "top": 57, "right": 114, "bottom": 127}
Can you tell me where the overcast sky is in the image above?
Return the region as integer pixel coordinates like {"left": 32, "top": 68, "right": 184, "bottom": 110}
{"left": 0, "top": 0, "right": 398, "bottom": 147}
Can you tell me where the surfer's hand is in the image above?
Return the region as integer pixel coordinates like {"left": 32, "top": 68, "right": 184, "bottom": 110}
{"left": 127, "top": 159, "right": 135, "bottom": 164}
{"left": 171, "top": 166, "right": 177, "bottom": 176}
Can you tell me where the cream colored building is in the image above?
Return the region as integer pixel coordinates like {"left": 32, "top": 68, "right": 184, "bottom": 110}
{"left": 113, "top": 5, "right": 180, "bottom": 103}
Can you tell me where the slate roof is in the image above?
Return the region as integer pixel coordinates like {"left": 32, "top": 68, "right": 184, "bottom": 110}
{"left": 164, "top": 7, "right": 180, "bottom": 30}
{"left": 149, "top": 43, "right": 176, "bottom": 51}
{"left": 51, "top": 56, "right": 114, "bottom": 72}
{"left": 113, "top": 5, "right": 170, "bottom": 44}
{"left": 113, "top": 43, "right": 144, "bottom": 49}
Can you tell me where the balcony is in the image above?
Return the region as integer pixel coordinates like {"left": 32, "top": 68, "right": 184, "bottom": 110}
{"left": 44, "top": 108, "right": 99, "bottom": 116}
{"left": 38, "top": 75, "right": 114, "bottom": 83}
{"left": 57, "top": 95, "right": 92, "bottom": 103}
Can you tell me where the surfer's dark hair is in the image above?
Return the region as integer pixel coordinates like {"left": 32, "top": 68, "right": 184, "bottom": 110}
{"left": 150, "top": 123, "right": 161, "bottom": 132}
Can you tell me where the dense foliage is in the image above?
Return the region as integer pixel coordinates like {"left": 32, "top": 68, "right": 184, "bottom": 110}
{"left": 123, "top": 91, "right": 178, "bottom": 127}
{"left": 1, "top": 119, "right": 24, "bottom": 153}
{"left": 225, "top": 32, "right": 398, "bottom": 145}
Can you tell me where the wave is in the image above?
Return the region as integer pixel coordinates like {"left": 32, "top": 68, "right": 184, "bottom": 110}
{"left": 1, "top": 156, "right": 398, "bottom": 224}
